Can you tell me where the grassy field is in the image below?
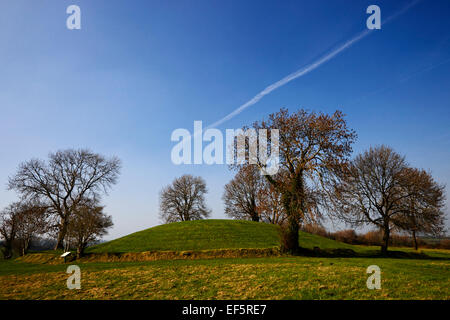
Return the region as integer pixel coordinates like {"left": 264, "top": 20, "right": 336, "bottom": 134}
{"left": 87, "top": 219, "right": 355, "bottom": 253}
{"left": 1, "top": 220, "right": 449, "bottom": 300}
{"left": 88, "top": 220, "right": 280, "bottom": 252}
{"left": 1, "top": 256, "right": 449, "bottom": 299}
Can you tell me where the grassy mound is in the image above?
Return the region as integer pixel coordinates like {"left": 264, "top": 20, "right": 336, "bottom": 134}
{"left": 88, "top": 219, "right": 355, "bottom": 253}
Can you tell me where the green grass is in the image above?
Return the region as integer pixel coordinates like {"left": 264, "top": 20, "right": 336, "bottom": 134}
{"left": 1, "top": 256, "right": 449, "bottom": 299}
{"left": 88, "top": 219, "right": 353, "bottom": 253}
{"left": 2, "top": 219, "right": 449, "bottom": 299}
{"left": 87, "top": 219, "right": 449, "bottom": 259}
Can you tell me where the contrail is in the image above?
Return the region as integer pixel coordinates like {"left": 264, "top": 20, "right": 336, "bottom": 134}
{"left": 206, "top": 0, "right": 421, "bottom": 130}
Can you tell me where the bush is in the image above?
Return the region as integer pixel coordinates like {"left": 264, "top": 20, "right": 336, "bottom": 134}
{"left": 301, "top": 223, "right": 328, "bottom": 238}
{"left": 300, "top": 223, "right": 450, "bottom": 250}
{"left": 421, "top": 238, "right": 450, "bottom": 249}
{"left": 360, "top": 230, "right": 382, "bottom": 246}
{"left": 438, "top": 239, "right": 450, "bottom": 250}
{"left": 333, "top": 229, "right": 358, "bottom": 244}
{"left": 390, "top": 234, "right": 414, "bottom": 247}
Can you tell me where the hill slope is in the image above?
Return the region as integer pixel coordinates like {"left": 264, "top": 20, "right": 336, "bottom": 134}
{"left": 88, "top": 219, "right": 355, "bottom": 253}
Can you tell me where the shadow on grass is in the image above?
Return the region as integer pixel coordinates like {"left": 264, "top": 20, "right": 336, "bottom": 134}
{"left": 12, "top": 246, "right": 450, "bottom": 264}
{"left": 294, "top": 246, "right": 449, "bottom": 260}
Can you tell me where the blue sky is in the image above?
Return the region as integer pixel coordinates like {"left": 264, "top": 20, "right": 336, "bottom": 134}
{"left": 0, "top": 0, "right": 449, "bottom": 239}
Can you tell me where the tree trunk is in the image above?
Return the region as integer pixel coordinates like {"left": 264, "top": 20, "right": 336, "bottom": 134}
{"left": 26, "top": 238, "right": 31, "bottom": 254}
{"left": 381, "top": 224, "right": 390, "bottom": 255}
{"left": 280, "top": 172, "right": 304, "bottom": 254}
{"left": 250, "top": 197, "right": 259, "bottom": 222}
{"left": 412, "top": 230, "right": 418, "bottom": 250}
{"left": 54, "top": 217, "right": 68, "bottom": 250}
{"left": 250, "top": 211, "right": 260, "bottom": 222}
{"left": 2, "top": 240, "right": 13, "bottom": 259}
{"left": 285, "top": 208, "right": 300, "bottom": 252}
{"left": 21, "top": 237, "right": 31, "bottom": 256}
{"left": 77, "top": 243, "right": 86, "bottom": 259}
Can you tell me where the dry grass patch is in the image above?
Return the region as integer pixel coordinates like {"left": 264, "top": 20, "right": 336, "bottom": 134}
{"left": 1, "top": 257, "right": 448, "bottom": 300}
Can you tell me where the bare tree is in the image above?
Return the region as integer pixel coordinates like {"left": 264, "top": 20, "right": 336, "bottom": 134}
{"left": 223, "top": 166, "right": 262, "bottom": 222}
{"left": 223, "top": 165, "right": 286, "bottom": 224}
{"left": 392, "top": 167, "right": 446, "bottom": 250}
{"left": 8, "top": 149, "right": 121, "bottom": 249}
{"left": 159, "top": 174, "right": 211, "bottom": 223}
{"left": 0, "top": 201, "right": 47, "bottom": 258}
{"left": 236, "top": 108, "right": 356, "bottom": 252}
{"left": 331, "top": 145, "right": 424, "bottom": 254}
{"left": 15, "top": 201, "right": 49, "bottom": 256}
{"left": 258, "top": 178, "right": 286, "bottom": 224}
{"left": 66, "top": 199, "right": 113, "bottom": 258}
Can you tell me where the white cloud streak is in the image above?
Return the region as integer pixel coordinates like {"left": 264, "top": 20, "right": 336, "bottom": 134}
{"left": 206, "top": 0, "right": 421, "bottom": 130}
